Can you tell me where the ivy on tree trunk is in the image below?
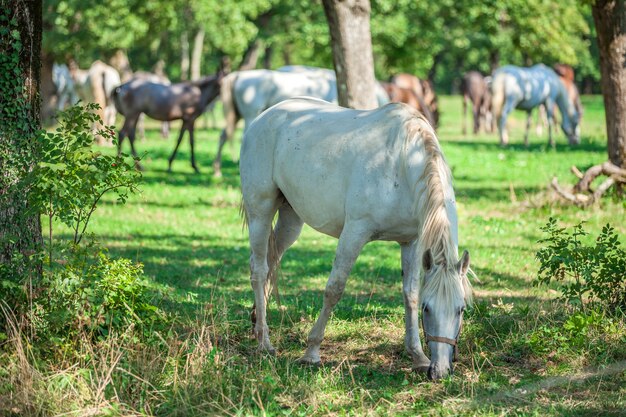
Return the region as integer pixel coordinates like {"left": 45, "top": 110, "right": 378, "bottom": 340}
{"left": 0, "top": 0, "right": 43, "bottom": 281}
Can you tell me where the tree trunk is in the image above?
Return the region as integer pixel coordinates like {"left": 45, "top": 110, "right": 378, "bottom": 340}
{"left": 191, "top": 28, "right": 205, "bottom": 80}
{"left": 489, "top": 50, "right": 500, "bottom": 72}
{"left": 263, "top": 45, "right": 273, "bottom": 69}
{"left": 0, "top": 0, "right": 43, "bottom": 280}
{"left": 238, "top": 39, "right": 262, "bottom": 71}
{"left": 180, "top": 31, "right": 190, "bottom": 80}
{"left": 592, "top": 0, "right": 626, "bottom": 170}
{"left": 322, "top": 0, "right": 377, "bottom": 109}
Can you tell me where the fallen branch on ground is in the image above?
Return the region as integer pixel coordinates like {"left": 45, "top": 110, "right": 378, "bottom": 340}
{"left": 551, "top": 161, "right": 626, "bottom": 207}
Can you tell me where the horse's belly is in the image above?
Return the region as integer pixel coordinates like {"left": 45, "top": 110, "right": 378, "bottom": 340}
{"left": 275, "top": 172, "right": 347, "bottom": 239}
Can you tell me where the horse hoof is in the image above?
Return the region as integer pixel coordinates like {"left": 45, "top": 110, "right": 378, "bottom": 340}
{"left": 296, "top": 355, "right": 321, "bottom": 367}
{"left": 258, "top": 346, "right": 276, "bottom": 356}
{"left": 412, "top": 364, "right": 430, "bottom": 374}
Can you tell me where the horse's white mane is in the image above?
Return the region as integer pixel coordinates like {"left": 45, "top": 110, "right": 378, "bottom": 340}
{"left": 403, "top": 116, "right": 473, "bottom": 308}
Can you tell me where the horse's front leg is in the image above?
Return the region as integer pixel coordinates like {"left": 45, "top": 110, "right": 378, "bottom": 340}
{"left": 298, "top": 224, "right": 370, "bottom": 365}
{"left": 401, "top": 241, "right": 430, "bottom": 372}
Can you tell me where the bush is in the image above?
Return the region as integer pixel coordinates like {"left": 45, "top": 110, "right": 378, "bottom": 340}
{"left": 535, "top": 218, "right": 626, "bottom": 313}
{"left": 37, "top": 245, "right": 164, "bottom": 348}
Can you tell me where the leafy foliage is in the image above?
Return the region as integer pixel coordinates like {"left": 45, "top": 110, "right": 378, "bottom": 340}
{"left": 536, "top": 218, "right": 626, "bottom": 313}
{"left": 29, "top": 104, "right": 141, "bottom": 247}
{"left": 35, "top": 246, "right": 164, "bottom": 348}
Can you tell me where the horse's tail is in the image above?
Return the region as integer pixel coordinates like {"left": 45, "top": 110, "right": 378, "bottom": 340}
{"left": 111, "top": 85, "right": 124, "bottom": 116}
{"left": 490, "top": 72, "right": 506, "bottom": 123}
{"left": 220, "top": 72, "right": 240, "bottom": 142}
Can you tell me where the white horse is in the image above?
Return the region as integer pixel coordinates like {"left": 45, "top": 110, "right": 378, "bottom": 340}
{"left": 240, "top": 97, "right": 472, "bottom": 380}
{"left": 277, "top": 65, "right": 391, "bottom": 106}
{"left": 491, "top": 64, "right": 581, "bottom": 147}
{"left": 52, "top": 63, "right": 79, "bottom": 110}
{"left": 69, "top": 60, "right": 121, "bottom": 129}
{"left": 213, "top": 67, "right": 390, "bottom": 177}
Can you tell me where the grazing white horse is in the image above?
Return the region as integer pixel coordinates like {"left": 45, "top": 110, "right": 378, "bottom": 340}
{"left": 52, "top": 63, "right": 78, "bottom": 110}
{"left": 213, "top": 67, "right": 390, "bottom": 177}
{"left": 240, "top": 97, "right": 472, "bottom": 380}
{"left": 491, "top": 64, "right": 581, "bottom": 147}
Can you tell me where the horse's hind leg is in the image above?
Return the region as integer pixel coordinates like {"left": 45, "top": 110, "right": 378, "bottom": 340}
{"left": 246, "top": 197, "right": 281, "bottom": 354}
{"left": 524, "top": 110, "right": 532, "bottom": 147}
{"left": 168, "top": 123, "right": 187, "bottom": 173}
{"left": 126, "top": 117, "right": 144, "bottom": 171}
{"left": 299, "top": 222, "right": 370, "bottom": 365}
{"left": 213, "top": 129, "right": 228, "bottom": 178}
{"left": 271, "top": 204, "right": 304, "bottom": 275}
{"left": 252, "top": 204, "right": 303, "bottom": 322}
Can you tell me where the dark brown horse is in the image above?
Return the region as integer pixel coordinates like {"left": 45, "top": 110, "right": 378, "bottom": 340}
{"left": 112, "top": 68, "right": 225, "bottom": 172}
{"left": 380, "top": 82, "right": 435, "bottom": 125}
{"left": 390, "top": 73, "right": 439, "bottom": 128}
{"left": 460, "top": 71, "right": 493, "bottom": 134}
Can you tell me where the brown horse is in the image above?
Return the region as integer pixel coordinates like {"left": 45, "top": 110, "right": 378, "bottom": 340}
{"left": 390, "top": 73, "right": 439, "bottom": 128}
{"left": 112, "top": 68, "right": 225, "bottom": 172}
{"left": 380, "top": 82, "right": 435, "bottom": 125}
{"left": 460, "top": 71, "right": 493, "bottom": 134}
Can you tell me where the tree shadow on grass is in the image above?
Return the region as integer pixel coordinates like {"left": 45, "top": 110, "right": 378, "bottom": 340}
{"left": 443, "top": 137, "right": 607, "bottom": 154}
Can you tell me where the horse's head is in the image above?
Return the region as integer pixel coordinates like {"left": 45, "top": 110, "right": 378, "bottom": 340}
{"left": 420, "top": 249, "right": 471, "bottom": 380}
{"left": 561, "top": 99, "right": 581, "bottom": 145}
{"left": 558, "top": 76, "right": 582, "bottom": 145}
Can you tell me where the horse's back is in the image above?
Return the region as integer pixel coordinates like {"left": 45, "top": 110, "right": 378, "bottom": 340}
{"left": 493, "top": 65, "right": 561, "bottom": 109}
{"left": 241, "top": 98, "right": 429, "bottom": 239}
{"left": 234, "top": 70, "right": 337, "bottom": 123}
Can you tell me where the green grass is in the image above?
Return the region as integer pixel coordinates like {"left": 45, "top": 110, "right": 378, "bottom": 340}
{"left": 3, "top": 96, "right": 626, "bottom": 416}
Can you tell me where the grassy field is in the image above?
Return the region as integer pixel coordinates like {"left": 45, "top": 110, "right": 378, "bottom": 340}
{"left": 5, "top": 96, "right": 626, "bottom": 416}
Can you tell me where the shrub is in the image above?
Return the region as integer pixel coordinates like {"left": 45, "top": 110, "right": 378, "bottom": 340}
{"left": 38, "top": 246, "right": 164, "bottom": 347}
{"left": 535, "top": 218, "right": 626, "bottom": 313}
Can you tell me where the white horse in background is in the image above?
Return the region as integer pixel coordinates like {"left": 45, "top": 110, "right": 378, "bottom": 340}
{"left": 277, "top": 65, "right": 391, "bottom": 107}
{"left": 240, "top": 97, "right": 472, "bottom": 380}
{"left": 69, "top": 60, "right": 121, "bottom": 129}
{"left": 213, "top": 67, "right": 390, "bottom": 177}
{"left": 491, "top": 64, "right": 581, "bottom": 147}
{"left": 52, "top": 63, "right": 79, "bottom": 110}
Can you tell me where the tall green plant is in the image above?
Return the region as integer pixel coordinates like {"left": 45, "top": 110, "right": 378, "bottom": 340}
{"left": 28, "top": 104, "right": 141, "bottom": 261}
{"left": 535, "top": 218, "right": 626, "bottom": 313}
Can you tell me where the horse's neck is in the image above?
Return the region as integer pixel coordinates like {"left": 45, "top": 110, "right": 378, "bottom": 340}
{"left": 199, "top": 81, "right": 218, "bottom": 109}
{"left": 554, "top": 82, "right": 574, "bottom": 123}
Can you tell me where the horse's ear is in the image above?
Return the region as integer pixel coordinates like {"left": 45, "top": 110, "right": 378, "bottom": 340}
{"left": 422, "top": 249, "right": 433, "bottom": 272}
{"left": 457, "top": 250, "right": 470, "bottom": 276}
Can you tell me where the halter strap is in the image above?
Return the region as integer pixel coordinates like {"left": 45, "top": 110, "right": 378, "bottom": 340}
{"left": 422, "top": 317, "right": 463, "bottom": 362}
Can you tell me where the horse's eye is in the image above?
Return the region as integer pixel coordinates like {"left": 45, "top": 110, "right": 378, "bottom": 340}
{"left": 423, "top": 305, "right": 429, "bottom": 313}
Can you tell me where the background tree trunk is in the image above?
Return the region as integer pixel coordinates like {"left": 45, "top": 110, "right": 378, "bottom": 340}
{"left": 322, "top": 0, "right": 377, "bottom": 109}
{"left": 0, "top": 0, "right": 43, "bottom": 278}
{"left": 180, "top": 31, "right": 190, "bottom": 80}
{"left": 238, "top": 39, "right": 262, "bottom": 71}
{"left": 592, "top": 0, "right": 626, "bottom": 169}
{"left": 191, "top": 28, "right": 205, "bottom": 80}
